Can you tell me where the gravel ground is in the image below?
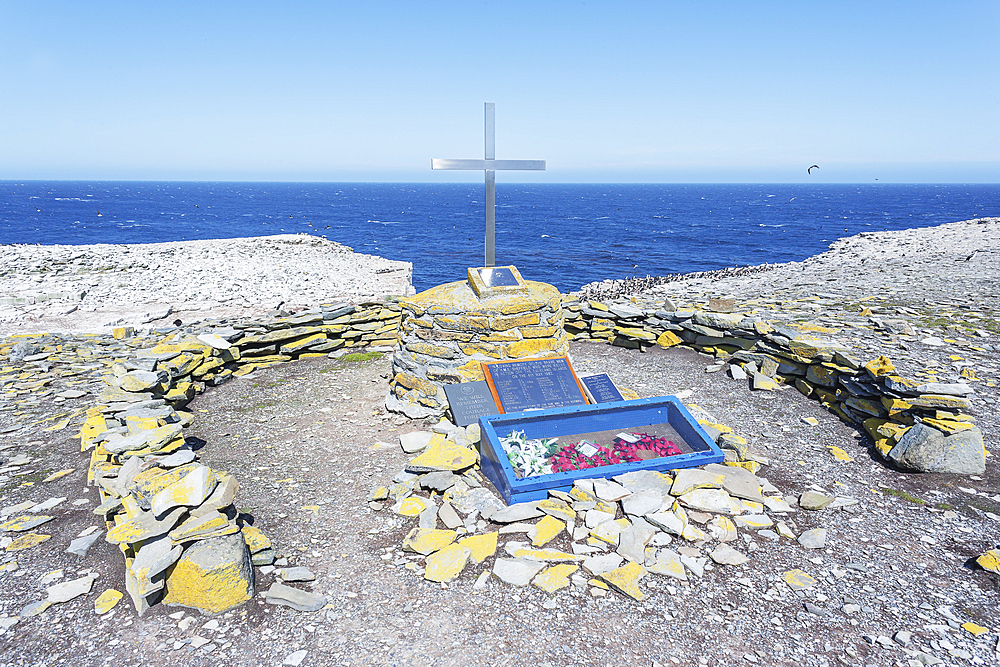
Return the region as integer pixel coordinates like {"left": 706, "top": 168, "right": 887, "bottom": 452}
{"left": 1, "top": 342, "right": 997, "bottom": 667}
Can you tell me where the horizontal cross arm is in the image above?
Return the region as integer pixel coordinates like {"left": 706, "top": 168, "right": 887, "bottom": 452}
{"left": 431, "top": 158, "right": 546, "bottom": 171}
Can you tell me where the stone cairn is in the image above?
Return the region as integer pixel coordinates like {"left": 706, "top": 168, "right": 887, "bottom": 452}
{"left": 387, "top": 279, "right": 570, "bottom": 420}
{"left": 25, "top": 300, "right": 402, "bottom": 615}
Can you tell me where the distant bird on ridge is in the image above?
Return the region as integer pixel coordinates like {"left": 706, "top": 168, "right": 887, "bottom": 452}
{"left": 807, "top": 165, "right": 819, "bottom": 174}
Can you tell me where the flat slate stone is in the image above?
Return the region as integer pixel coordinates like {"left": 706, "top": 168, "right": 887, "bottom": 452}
{"left": 490, "top": 502, "right": 543, "bottom": 524}
{"left": 621, "top": 489, "right": 665, "bottom": 516}
{"left": 66, "top": 532, "right": 102, "bottom": 557}
{"left": 280, "top": 567, "right": 316, "bottom": 582}
{"left": 153, "top": 449, "right": 197, "bottom": 468}
{"left": 399, "top": 431, "right": 434, "bottom": 454}
{"left": 647, "top": 549, "right": 687, "bottom": 580}
{"left": 103, "top": 423, "right": 182, "bottom": 456}
{"left": 670, "top": 469, "right": 724, "bottom": 496}
{"left": 645, "top": 510, "right": 685, "bottom": 536}
{"left": 710, "top": 544, "right": 749, "bottom": 565}
{"left": 420, "top": 471, "right": 458, "bottom": 492}
{"left": 592, "top": 479, "right": 631, "bottom": 502}
{"left": 678, "top": 488, "right": 740, "bottom": 515}
{"left": 582, "top": 553, "right": 624, "bottom": 576}
{"left": 799, "top": 491, "right": 835, "bottom": 510}
{"left": 616, "top": 523, "right": 656, "bottom": 564}
{"left": 264, "top": 582, "right": 327, "bottom": 612}
{"left": 0, "top": 515, "right": 54, "bottom": 532}
{"left": 914, "top": 382, "right": 973, "bottom": 396}
{"left": 798, "top": 528, "right": 828, "bottom": 549}
{"left": 704, "top": 463, "right": 765, "bottom": 502}
{"left": 424, "top": 543, "right": 471, "bottom": 583}
{"left": 47, "top": 574, "right": 97, "bottom": 603}
{"left": 613, "top": 470, "right": 674, "bottom": 495}
{"left": 492, "top": 558, "right": 546, "bottom": 587}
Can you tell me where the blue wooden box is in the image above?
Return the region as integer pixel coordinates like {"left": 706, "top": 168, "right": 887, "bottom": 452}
{"left": 478, "top": 396, "right": 725, "bottom": 505}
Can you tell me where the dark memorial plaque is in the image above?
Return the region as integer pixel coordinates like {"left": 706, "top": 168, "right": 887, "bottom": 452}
{"left": 443, "top": 381, "right": 500, "bottom": 427}
{"left": 482, "top": 356, "right": 589, "bottom": 414}
{"left": 580, "top": 373, "right": 625, "bottom": 404}
{"left": 478, "top": 267, "right": 519, "bottom": 288}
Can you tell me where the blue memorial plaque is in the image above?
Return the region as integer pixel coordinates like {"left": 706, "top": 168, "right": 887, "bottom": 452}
{"left": 580, "top": 373, "right": 625, "bottom": 404}
{"left": 482, "top": 356, "right": 588, "bottom": 414}
{"left": 443, "top": 381, "right": 500, "bottom": 427}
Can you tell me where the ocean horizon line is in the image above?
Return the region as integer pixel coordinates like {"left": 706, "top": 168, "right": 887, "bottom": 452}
{"left": 2, "top": 178, "right": 998, "bottom": 186}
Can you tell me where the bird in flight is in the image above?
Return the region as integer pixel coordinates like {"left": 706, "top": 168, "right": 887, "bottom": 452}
{"left": 807, "top": 165, "right": 819, "bottom": 174}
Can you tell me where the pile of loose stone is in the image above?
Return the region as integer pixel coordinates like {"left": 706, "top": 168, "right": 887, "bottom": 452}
{"left": 374, "top": 417, "right": 868, "bottom": 601}
{"left": 562, "top": 297, "right": 986, "bottom": 475}
{"left": 1, "top": 298, "right": 404, "bottom": 617}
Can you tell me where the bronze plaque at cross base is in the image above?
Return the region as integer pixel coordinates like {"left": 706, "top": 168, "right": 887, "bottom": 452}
{"left": 467, "top": 265, "right": 529, "bottom": 298}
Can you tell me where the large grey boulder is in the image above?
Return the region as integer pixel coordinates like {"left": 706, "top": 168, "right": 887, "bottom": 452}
{"left": 888, "top": 423, "right": 985, "bottom": 474}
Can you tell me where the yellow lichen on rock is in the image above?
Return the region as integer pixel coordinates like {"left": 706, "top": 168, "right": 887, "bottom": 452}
{"left": 827, "top": 446, "right": 854, "bottom": 462}
{"left": 782, "top": 569, "right": 817, "bottom": 590}
{"left": 864, "top": 355, "right": 896, "bottom": 378}
{"left": 424, "top": 543, "right": 471, "bottom": 583}
{"left": 407, "top": 435, "right": 476, "bottom": 472}
{"left": 402, "top": 527, "right": 456, "bottom": 555}
{"left": 394, "top": 496, "right": 431, "bottom": 517}
{"left": 976, "top": 548, "right": 1000, "bottom": 574}
{"left": 506, "top": 338, "right": 559, "bottom": 359}
{"left": 512, "top": 548, "right": 584, "bottom": 562}
{"left": 598, "top": 561, "right": 647, "bottom": 601}
{"left": 6, "top": 533, "right": 50, "bottom": 551}
{"left": 961, "top": 622, "right": 989, "bottom": 637}
{"left": 162, "top": 533, "right": 253, "bottom": 614}
{"left": 458, "top": 532, "right": 498, "bottom": 563}
{"left": 94, "top": 589, "right": 123, "bottom": 615}
{"left": 528, "top": 515, "right": 565, "bottom": 547}
{"left": 532, "top": 564, "right": 578, "bottom": 593}
{"left": 241, "top": 525, "right": 271, "bottom": 554}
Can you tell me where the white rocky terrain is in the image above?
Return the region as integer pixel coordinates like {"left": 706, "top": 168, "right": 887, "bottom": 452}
{"left": 0, "top": 234, "right": 413, "bottom": 337}
{"left": 659, "top": 216, "right": 1000, "bottom": 305}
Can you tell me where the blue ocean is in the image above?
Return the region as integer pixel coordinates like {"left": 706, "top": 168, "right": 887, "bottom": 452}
{"left": 1, "top": 182, "right": 997, "bottom": 293}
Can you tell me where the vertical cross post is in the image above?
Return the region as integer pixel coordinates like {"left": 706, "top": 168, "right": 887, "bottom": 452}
{"left": 484, "top": 103, "right": 496, "bottom": 266}
{"left": 432, "top": 103, "right": 545, "bottom": 267}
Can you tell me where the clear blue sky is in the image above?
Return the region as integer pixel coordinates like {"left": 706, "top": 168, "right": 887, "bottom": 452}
{"left": 1, "top": 1, "right": 997, "bottom": 183}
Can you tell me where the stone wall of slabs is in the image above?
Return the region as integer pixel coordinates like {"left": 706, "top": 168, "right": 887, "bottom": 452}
{"left": 388, "top": 280, "right": 570, "bottom": 420}
{"left": 1, "top": 297, "right": 404, "bottom": 616}
{"left": 560, "top": 297, "right": 985, "bottom": 475}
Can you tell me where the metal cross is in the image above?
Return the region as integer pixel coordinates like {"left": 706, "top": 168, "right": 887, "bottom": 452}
{"left": 432, "top": 102, "right": 545, "bottom": 267}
